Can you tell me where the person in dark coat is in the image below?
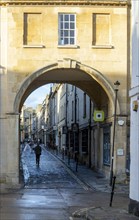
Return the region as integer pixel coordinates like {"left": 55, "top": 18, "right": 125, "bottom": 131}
{"left": 34, "top": 144, "right": 42, "bottom": 166}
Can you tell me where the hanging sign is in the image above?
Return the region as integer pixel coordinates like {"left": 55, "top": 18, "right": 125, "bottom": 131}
{"left": 94, "top": 110, "right": 104, "bottom": 122}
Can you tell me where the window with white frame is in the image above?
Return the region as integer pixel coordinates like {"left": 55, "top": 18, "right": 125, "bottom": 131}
{"left": 58, "top": 13, "right": 76, "bottom": 45}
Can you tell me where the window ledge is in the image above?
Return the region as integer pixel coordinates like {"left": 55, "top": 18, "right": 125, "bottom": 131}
{"left": 92, "top": 45, "right": 113, "bottom": 49}
{"left": 57, "top": 45, "right": 79, "bottom": 49}
{"left": 23, "top": 45, "right": 45, "bottom": 48}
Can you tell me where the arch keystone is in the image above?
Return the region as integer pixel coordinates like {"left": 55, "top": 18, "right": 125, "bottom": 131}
{"left": 58, "top": 58, "right": 78, "bottom": 68}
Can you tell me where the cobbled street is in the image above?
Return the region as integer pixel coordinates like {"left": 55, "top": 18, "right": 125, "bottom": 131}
{"left": 20, "top": 143, "right": 95, "bottom": 219}
{"left": 22, "top": 144, "right": 84, "bottom": 189}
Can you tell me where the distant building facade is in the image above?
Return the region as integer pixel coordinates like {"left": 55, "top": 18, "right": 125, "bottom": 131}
{"left": 40, "top": 83, "right": 122, "bottom": 177}
{"left": 20, "top": 106, "right": 36, "bottom": 142}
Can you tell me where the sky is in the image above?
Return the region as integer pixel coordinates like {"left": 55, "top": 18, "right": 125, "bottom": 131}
{"left": 24, "top": 84, "right": 51, "bottom": 109}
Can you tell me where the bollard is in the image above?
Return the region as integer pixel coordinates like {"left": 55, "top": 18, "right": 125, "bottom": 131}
{"left": 68, "top": 152, "right": 70, "bottom": 165}
{"left": 109, "top": 176, "right": 116, "bottom": 207}
{"left": 62, "top": 148, "right": 64, "bottom": 160}
{"left": 76, "top": 157, "right": 78, "bottom": 172}
{"left": 55, "top": 146, "right": 58, "bottom": 155}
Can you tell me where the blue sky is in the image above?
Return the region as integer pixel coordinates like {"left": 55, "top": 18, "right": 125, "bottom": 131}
{"left": 24, "top": 84, "right": 51, "bottom": 108}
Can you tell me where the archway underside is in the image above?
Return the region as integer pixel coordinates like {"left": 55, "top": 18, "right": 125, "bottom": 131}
{"left": 18, "top": 67, "right": 113, "bottom": 113}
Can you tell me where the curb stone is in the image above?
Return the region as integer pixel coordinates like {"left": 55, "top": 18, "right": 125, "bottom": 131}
{"left": 71, "top": 206, "right": 138, "bottom": 220}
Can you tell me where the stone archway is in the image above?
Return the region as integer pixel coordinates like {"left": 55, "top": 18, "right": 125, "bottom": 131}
{"left": 1, "top": 59, "right": 123, "bottom": 187}
{"left": 14, "top": 59, "right": 119, "bottom": 114}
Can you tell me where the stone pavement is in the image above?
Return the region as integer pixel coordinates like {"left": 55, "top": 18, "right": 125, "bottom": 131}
{"left": 50, "top": 148, "right": 139, "bottom": 220}
{"left": 51, "top": 148, "right": 129, "bottom": 194}
{"left": 1, "top": 145, "right": 138, "bottom": 220}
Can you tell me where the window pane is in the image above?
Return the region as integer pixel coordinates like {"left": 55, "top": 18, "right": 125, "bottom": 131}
{"left": 65, "top": 14, "right": 69, "bottom": 21}
{"left": 60, "top": 14, "right": 63, "bottom": 21}
{"left": 60, "top": 30, "right": 63, "bottom": 37}
{"left": 64, "top": 30, "right": 68, "bottom": 37}
{"left": 60, "top": 22, "right": 63, "bottom": 29}
{"left": 64, "top": 38, "right": 68, "bottom": 44}
{"left": 60, "top": 38, "right": 64, "bottom": 45}
{"left": 70, "top": 38, "right": 74, "bottom": 44}
{"left": 70, "top": 23, "right": 75, "bottom": 29}
{"left": 70, "top": 30, "right": 74, "bottom": 37}
{"left": 64, "top": 22, "right": 69, "bottom": 29}
{"left": 70, "top": 14, "right": 74, "bottom": 21}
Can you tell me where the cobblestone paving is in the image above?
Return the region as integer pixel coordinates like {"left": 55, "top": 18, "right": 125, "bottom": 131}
{"left": 21, "top": 144, "right": 83, "bottom": 189}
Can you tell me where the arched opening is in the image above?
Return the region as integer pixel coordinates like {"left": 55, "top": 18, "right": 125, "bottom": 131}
{"left": 14, "top": 61, "right": 120, "bottom": 185}
{"left": 14, "top": 61, "right": 119, "bottom": 113}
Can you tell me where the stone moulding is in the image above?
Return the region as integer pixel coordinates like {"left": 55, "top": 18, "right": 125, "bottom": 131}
{"left": 0, "top": 0, "right": 130, "bottom": 6}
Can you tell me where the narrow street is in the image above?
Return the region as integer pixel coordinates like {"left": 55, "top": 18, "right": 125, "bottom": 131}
{"left": 19, "top": 143, "right": 95, "bottom": 219}
{"left": 21, "top": 143, "right": 89, "bottom": 190}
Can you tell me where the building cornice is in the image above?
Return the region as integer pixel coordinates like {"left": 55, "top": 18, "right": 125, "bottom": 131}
{"left": 0, "top": 0, "right": 130, "bottom": 7}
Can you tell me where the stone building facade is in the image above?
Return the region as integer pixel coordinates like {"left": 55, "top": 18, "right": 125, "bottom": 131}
{"left": 34, "top": 83, "right": 112, "bottom": 174}
{"left": 0, "top": 0, "right": 130, "bottom": 191}
{"left": 20, "top": 106, "right": 36, "bottom": 142}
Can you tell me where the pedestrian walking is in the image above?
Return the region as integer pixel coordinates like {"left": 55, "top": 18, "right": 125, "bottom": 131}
{"left": 34, "top": 143, "right": 42, "bottom": 166}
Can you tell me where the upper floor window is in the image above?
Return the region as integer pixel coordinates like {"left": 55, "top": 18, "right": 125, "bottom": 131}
{"left": 58, "top": 14, "right": 76, "bottom": 46}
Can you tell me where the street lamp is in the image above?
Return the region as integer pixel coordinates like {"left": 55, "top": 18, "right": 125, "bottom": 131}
{"left": 41, "top": 125, "right": 45, "bottom": 144}
{"left": 110, "top": 80, "right": 120, "bottom": 186}
{"left": 41, "top": 124, "right": 47, "bottom": 146}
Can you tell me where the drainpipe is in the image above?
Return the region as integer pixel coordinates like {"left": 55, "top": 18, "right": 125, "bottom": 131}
{"left": 74, "top": 86, "right": 77, "bottom": 156}
{"left": 75, "top": 86, "right": 77, "bottom": 123}
{"left": 89, "top": 98, "right": 92, "bottom": 168}
{"left": 66, "top": 84, "right": 68, "bottom": 153}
